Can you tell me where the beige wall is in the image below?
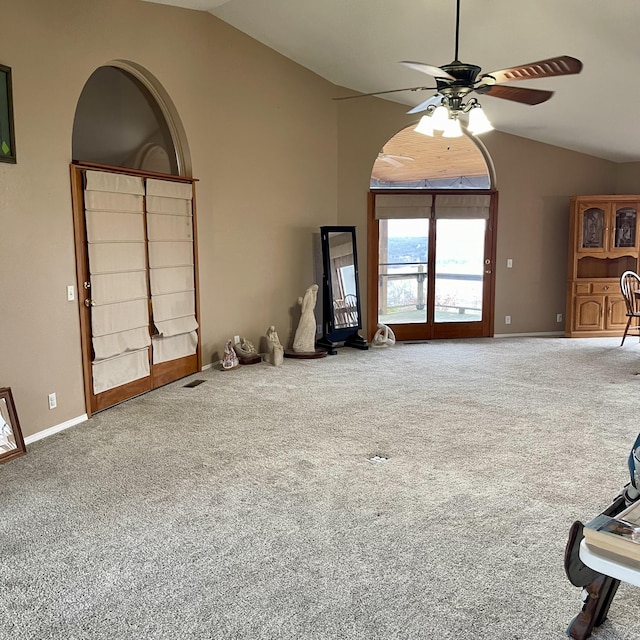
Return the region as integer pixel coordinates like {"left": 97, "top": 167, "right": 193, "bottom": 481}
{"left": 0, "top": 0, "right": 635, "bottom": 441}
{"left": 336, "top": 99, "right": 618, "bottom": 335}
{"left": 0, "top": 0, "right": 338, "bottom": 438}
{"left": 616, "top": 163, "right": 640, "bottom": 193}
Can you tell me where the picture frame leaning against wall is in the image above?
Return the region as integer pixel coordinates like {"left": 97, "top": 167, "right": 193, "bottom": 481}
{"left": 0, "top": 387, "right": 26, "bottom": 464}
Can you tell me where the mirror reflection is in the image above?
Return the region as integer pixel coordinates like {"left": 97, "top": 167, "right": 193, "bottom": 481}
{"left": 328, "top": 231, "right": 359, "bottom": 329}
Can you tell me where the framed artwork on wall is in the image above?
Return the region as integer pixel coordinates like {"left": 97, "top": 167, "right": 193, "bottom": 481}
{"left": 0, "top": 64, "right": 16, "bottom": 164}
{"left": 0, "top": 387, "right": 26, "bottom": 464}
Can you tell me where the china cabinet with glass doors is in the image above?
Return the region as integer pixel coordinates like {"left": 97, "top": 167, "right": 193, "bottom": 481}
{"left": 566, "top": 195, "right": 640, "bottom": 337}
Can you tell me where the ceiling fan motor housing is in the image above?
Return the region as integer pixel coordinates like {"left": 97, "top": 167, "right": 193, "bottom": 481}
{"left": 436, "top": 61, "right": 482, "bottom": 99}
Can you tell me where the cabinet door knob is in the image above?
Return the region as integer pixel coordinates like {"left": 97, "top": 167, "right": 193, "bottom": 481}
{"left": 604, "top": 285, "right": 609, "bottom": 290}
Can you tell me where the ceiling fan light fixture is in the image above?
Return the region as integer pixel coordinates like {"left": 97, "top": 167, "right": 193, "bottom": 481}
{"left": 431, "top": 104, "right": 450, "bottom": 130}
{"left": 414, "top": 114, "right": 435, "bottom": 137}
{"left": 442, "top": 117, "right": 463, "bottom": 138}
{"left": 467, "top": 105, "right": 494, "bottom": 135}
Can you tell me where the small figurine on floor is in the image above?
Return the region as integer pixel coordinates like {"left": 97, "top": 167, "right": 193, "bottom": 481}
{"left": 234, "top": 337, "right": 261, "bottom": 364}
{"left": 266, "top": 325, "right": 284, "bottom": 366}
{"left": 221, "top": 340, "right": 239, "bottom": 370}
{"left": 293, "top": 284, "right": 319, "bottom": 353}
{"left": 371, "top": 322, "right": 396, "bottom": 347}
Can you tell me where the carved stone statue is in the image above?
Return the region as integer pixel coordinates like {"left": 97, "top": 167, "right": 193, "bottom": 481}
{"left": 266, "top": 325, "right": 284, "bottom": 366}
{"left": 222, "top": 340, "right": 239, "bottom": 370}
{"left": 234, "top": 336, "right": 261, "bottom": 365}
{"left": 234, "top": 338, "right": 257, "bottom": 358}
{"left": 371, "top": 322, "right": 396, "bottom": 347}
{"left": 293, "top": 284, "right": 319, "bottom": 353}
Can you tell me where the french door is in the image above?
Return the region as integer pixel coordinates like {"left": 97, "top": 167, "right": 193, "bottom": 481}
{"left": 71, "top": 163, "right": 201, "bottom": 415}
{"left": 367, "top": 190, "right": 497, "bottom": 341}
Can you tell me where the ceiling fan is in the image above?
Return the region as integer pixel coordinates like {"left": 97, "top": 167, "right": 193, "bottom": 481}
{"left": 336, "top": 0, "right": 583, "bottom": 136}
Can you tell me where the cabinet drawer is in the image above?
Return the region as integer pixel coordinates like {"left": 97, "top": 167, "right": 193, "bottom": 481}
{"left": 574, "top": 283, "right": 591, "bottom": 294}
{"left": 592, "top": 282, "right": 618, "bottom": 294}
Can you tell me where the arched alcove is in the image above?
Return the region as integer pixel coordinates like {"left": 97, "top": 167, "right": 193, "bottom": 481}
{"left": 371, "top": 124, "right": 494, "bottom": 189}
{"left": 70, "top": 62, "right": 199, "bottom": 416}
{"left": 72, "top": 62, "right": 191, "bottom": 176}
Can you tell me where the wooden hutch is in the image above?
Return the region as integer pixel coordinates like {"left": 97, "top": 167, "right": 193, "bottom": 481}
{"left": 566, "top": 195, "right": 640, "bottom": 337}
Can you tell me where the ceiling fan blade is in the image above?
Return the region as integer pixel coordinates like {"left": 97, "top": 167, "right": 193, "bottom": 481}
{"left": 479, "top": 55, "right": 583, "bottom": 85}
{"left": 333, "top": 85, "right": 437, "bottom": 101}
{"left": 407, "top": 94, "right": 443, "bottom": 114}
{"left": 378, "top": 156, "right": 403, "bottom": 167}
{"left": 477, "top": 84, "right": 554, "bottom": 105}
{"left": 400, "top": 61, "right": 456, "bottom": 81}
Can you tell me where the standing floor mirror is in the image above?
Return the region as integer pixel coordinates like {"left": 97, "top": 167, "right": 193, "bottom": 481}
{"left": 317, "top": 226, "right": 368, "bottom": 353}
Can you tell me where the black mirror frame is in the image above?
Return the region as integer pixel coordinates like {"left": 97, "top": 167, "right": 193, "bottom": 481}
{"left": 317, "top": 225, "right": 368, "bottom": 352}
{"left": 0, "top": 64, "right": 16, "bottom": 164}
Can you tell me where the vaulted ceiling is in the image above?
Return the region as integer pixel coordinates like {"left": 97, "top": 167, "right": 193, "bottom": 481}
{"left": 143, "top": 0, "right": 640, "bottom": 163}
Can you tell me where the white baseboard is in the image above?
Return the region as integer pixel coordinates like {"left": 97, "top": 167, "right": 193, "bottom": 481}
{"left": 201, "top": 362, "right": 217, "bottom": 371}
{"left": 25, "top": 414, "right": 88, "bottom": 445}
{"left": 493, "top": 331, "right": 565, "bottom": 338}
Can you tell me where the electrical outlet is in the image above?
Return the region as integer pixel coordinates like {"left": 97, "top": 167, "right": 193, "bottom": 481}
{"left": 48, "top": 393, "right": 57, "bottom": 410}
{"left": 505, "top": 315, "right": 511, "bottom": 325}
{"left": 234, "top": 335, "right": 240, "bottom": 344}
{"left": 67, "top": 285, "right": 75, "bottom": 301}
{"left": 507, "top": 259, "right": 513, "bottom": 268}
{"left": 556, "top": 313, "right": 563, "bottom": 323}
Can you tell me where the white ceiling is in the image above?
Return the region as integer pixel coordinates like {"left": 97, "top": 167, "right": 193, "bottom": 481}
{"left": 143, "top": 0, "right": 640, "bottom": 163}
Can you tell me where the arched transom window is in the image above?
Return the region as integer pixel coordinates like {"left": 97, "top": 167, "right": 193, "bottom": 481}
{"left": 371, "top": 125, "right": 491, "bottom": 189}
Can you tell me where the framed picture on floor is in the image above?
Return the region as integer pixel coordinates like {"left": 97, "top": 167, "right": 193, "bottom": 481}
{"left": 0, "top": 387, "right": 26, "bottom": 463}
{"left": 0, "top": 64, "right": 16, "bottom": 164}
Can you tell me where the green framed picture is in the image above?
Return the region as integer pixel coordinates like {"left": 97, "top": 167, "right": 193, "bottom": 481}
{"left": 0, "top": 64, "right": 16, "bottom": 163}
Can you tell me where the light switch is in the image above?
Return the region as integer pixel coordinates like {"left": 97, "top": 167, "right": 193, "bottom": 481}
{"left": 67, "top": 285, "right": 75, "bottom": 301}
{"left": 507, "top": 259, "right": 513, "bottom": 269}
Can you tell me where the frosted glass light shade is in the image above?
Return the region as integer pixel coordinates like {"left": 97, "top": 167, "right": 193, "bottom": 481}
{"left": 414, "top": 115, "right": 435, "bottom": 136}
{"left": 430, "top": 105, "right": 449, "bottom": 130}
{"left": 468, "top": 107, "right": 494, "bottom": 135}
{"left": 442, "top": 117, "right": 463, "bottom": 138}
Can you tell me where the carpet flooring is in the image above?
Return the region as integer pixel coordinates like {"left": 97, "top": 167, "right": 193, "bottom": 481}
{"left": 2, "top": 337, "right": 640, "bottom": 639}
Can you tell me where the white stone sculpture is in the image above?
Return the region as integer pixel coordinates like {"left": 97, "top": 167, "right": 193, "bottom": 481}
{"left": 292, "top": 284, "right": 319, "bottom": 353}
{"left": 234, "top": 337, "right": 257, "bottom": 359}
{"left": 222, "top": 340, "right": 239, "bottom": 370}
{"left": 266, "top": 325, "right": 284, "bottom": 366}
{"left": 371, "top": 322, "right": 396, "bottom": 347}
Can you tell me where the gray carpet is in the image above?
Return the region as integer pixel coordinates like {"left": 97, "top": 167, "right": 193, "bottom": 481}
{"left": 3, "top": 337, "right": 640, "bottom": 639}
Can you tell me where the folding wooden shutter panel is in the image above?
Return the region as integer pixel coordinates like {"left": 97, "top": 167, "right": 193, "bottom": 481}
{"left": 84, "top": 171, "right": 151, "bottom": 394}
{"left": 145, "top": 178, "right": 198, "bottom": 364}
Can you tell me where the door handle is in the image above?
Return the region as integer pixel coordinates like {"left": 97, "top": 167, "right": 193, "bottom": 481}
{"left": 484, "top": 270, "right": 492, "bottom": 274}
{"left": 84, "top": 299, "right": 96, "bottom": 307}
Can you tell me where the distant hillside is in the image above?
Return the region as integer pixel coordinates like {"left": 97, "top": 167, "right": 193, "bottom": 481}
{"left": 387, "top": 237, "right": 427, "bottom": 263}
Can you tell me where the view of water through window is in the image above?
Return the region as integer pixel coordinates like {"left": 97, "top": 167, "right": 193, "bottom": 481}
{"left": 378, "top": 218, "right": 484, "bottom": 324}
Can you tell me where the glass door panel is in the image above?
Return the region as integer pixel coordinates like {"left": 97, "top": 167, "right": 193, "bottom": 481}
{"left": 615, "top": 206, "right": 637, "bottom": 249}
{"left": 580, "top": 207, "right": 605, "bottom": 250}
{"left": 377, "top": 218, "right": 429, "bottom": 325}
{"left": 434, "top": 219, "right": 485, "bottom": 323}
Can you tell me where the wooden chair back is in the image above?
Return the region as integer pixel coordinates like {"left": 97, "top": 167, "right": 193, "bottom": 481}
{"left": 620, "top": 270, "right": 640, "bottom": 315}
